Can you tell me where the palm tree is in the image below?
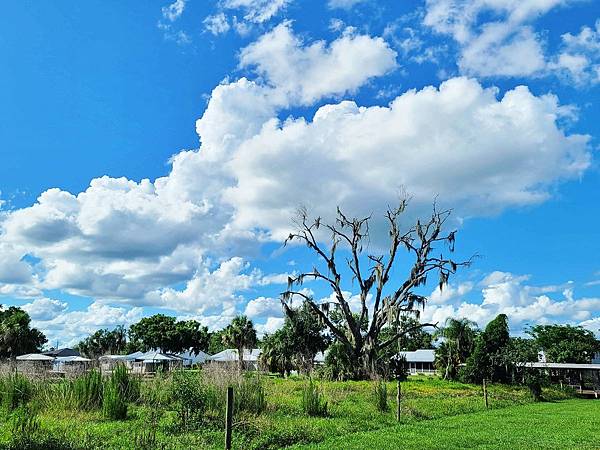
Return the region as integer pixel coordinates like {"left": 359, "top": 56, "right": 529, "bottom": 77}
{"left": 222, "top": 315, "right": 257, "bottom": 371}
{"left": 435, "top": 318, "right": 478, "bottom": 380}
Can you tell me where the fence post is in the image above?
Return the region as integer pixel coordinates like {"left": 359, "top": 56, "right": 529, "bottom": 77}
{"left": 483, "top": 378, "right": 489, "bottom": 409}
{"left": 396, "top": 380, "right": 402, "bottom": 421}
{"left": 225, "top": 386, "right": 234, "bottom": 450}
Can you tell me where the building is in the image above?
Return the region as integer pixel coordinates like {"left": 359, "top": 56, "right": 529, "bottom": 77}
{"left": 398, "top": 349, "right": 436, "bottom": 375}
{"left": 43, "top": 348, "right": 81, "bottom": 358}
{"left": 53, "top": 356, "right": 92, "bottom": 375}
{"left": 15, "top": 353, "right": 55, "bottom": 374}
{"left": 178, "top": 350, "right": 211, "bottom": 367}
{"left": 207, "top": 349, "right": 262, "bottom": 370}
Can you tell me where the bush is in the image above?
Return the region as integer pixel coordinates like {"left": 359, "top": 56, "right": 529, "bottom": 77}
{"left": 301, "top": 380, "right": 328, "bottom": 417}
{"left": 1, "top": 373, "right": 33, "bottom": 411}
{"left": 171, "top": 370, "right": 207, "bottom": 429}
{"left": 102, "top": 379, "right": 127, "bottom": 420}
{"left": 373, "top": 380, "right": 388, "bottom": 412}
{"left": 73, "top": 369, "right": 103, "bottom": 410}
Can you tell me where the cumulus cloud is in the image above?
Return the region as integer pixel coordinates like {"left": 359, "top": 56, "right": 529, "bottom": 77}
{"left": 421, "top": 271, "right": 600, "bottom": 335}
{"left": 239, "top": 22, "right": 398, "bottom": 105}
{"left": 553, "top": 20, "right": 600, "bottom": 85}
{"left": 204, "top": 13, "right": 231, "bottom": 36}
{"left": 223, "top": 0, "right": 290, "bottom": 24}
{"left": 422, "top": 0, "right": 591, "bottom": 80}
{"left": 25, "top": 301, "right": 144, "bottom": 347}
{"left": 244, "top": 296, "right": 284, "bottom": 319}
{"left": 158, "top": 0, "right": 190, "bottom": 45}
{"left": 328, "top": 0, "right": 368, "bottom": 9}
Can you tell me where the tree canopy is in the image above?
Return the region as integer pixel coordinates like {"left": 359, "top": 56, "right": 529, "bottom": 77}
{"left": 222, "top": 315, "right": 257, "bottom": 370}
{"left": 528, "top": 324, "right": 599, "bottom": 364}
{"left": 0, "top": 305, "right": 47, "bottom": 358}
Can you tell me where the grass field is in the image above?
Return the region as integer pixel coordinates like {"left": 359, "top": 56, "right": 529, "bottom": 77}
{"left": 294, "top": 399, "right": 600, "bottom": 450}
{"left": 0, "top": 374, "right": 590, "bottom": 449}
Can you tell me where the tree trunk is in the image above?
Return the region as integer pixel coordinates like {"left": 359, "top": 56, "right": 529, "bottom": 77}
{"left": 396, "top": 380, "right": 402, "bottom": 421}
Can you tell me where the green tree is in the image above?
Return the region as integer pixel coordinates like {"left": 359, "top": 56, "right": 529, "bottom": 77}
{"left": 283, "top": 301, "right": 328, "bottom": 373}
{"left": 462, "top": 314, "right": 511, "bottom": 383}
{"left": 127, "top": 315, "right": 208, "bottom": 354}
{"left": 260, "top": 329, "right": 294, "bottom": 376}
{"left": 434, "top": 317, "right": 478, "bottom": 380}
{"left": 0, "top": 306, "right": 47, "bottom": 358}
{"left": 222, "top": 315, "right": 257, "bottom": 370}
{"left": 208, "top": 329, "right": 226, "bottom": 355}
{"left": 528, "top": 324, "right": 599, "bottom": 364}
{"left": 76, "top": 326, "right": 127, "bottom": 358}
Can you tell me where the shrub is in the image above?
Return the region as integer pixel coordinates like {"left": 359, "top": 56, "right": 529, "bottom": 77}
{"left": 73, "top": 369, "right": 103, "bottom": 410}
{"left": 102, "top": 378, "right": 127, "bottom": 420}
{"left": 171, "top": 370, "right": 207, "bottom": 429}
{"left": 373, "top": 380, "right": 388, "bottom": 412}
{"left": 301, "top": 380, "right": 328, "bottom": 417}
{"left": 1, "top": 373, "right": 33, "bottom": 411}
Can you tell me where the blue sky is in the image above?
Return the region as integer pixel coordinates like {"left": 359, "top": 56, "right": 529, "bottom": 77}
{"left": 1, "top": 0, "right": 599, "bottom": 346}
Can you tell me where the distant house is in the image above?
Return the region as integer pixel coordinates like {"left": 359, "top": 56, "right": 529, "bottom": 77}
{"left": 43, "top": 348, "right": 80, "bottom": 358}
{"left": 207, "top": 349, "right": 262, "bottom": 370}
{"left": 15, "top": 353, "right": 55, "bottom": 374}
{"left": 53, "top": 356, "right": 92, "bottom": 374}
{"left": 398, "top": 349, "right": 436, "bottom": 375}
{"left": 178, "top": 350, "right": 211, "bottom": 367}
{"left": 99, "top": 350, "right": 188, "bottom": 374}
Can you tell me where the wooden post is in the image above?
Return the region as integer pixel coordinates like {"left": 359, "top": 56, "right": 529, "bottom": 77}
{"left": 225, "top": 386, "right": 233, "bottom": 450}
{"left": 483, "top": 378, "right": 489, "bottom": 409}
{"left": 396, "top": 380, "right": 402, "bottom": 421}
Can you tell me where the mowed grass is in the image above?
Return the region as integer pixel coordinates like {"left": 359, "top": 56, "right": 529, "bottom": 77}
{"left": 294, "top": 399, "right": 600, "bottom": 450}
{"left": 0, "top": 376, "right": 578, "bottom": 449}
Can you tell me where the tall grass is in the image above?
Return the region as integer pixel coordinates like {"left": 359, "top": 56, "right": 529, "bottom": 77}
{"left": 236, "top": 374, "right": 267, "bottom": 415}
{"left": 373, "top": 380, "right": 389, "bottom": 412}
{"left": 302, "top": 379, "right": 328, "bottom": 417}
{"left": 73, "top": 369, "right": 103, "bottom": 410}
{"left": 102, "top": 379, "right": 127, "bottom": 420}
{"left": 0, "top": 373, "right": 33, "bottom": 411}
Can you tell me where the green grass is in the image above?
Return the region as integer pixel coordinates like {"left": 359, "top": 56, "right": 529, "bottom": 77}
{"left": 293, "top": 399, "right": 600, "bottom": 450}
{"left": 0, "top": 375, "right": 581, "bottom": 449}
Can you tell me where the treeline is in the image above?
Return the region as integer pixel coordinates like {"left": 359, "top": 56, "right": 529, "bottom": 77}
{"left": 435, "top": 313, "right": 600, "bottom": 387}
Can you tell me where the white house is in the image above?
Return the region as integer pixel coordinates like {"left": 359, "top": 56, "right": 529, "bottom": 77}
{"left": 207, "top": 349, "right": 262, "bottom": 370}
{"left": 398, "top": 349, "right": 436, "bottom": 375}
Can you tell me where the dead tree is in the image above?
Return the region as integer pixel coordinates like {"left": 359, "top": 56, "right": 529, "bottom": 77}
{"left": 281, "top": 200, "right": 472, "bottom": 379}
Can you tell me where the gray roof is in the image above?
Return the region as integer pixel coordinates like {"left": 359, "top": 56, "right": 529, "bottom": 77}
{"left": 208, "top": 349, "right": 261, "bottom": 362}
{"left": 16, "top": 353, "right": 55, "bottom": 361}
{"left": 398, "top": 349, "right": 435, "bottom": 363}
{"left": 524, "top": 362, "right": 600, "bottom": 370}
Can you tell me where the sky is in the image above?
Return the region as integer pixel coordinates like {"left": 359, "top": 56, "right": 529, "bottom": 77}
{"left": 1, "top": 0, "right": 599, "bottom": 347}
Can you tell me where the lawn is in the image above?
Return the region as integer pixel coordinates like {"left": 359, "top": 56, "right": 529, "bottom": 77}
{"left": 0, "top": 374, "right": 582, "bottom": 449}
{"left": 294, "top": 399, "right": 600, "bottom": 450}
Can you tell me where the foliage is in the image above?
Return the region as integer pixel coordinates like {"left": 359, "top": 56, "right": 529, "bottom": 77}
{"left": 0, "top": 373, "right": 33, "bottom": 411}
{"left": 0, "top": 306, "right": 47, "bottom": 358}
{"left": 128, "top": 314, "right": 209, "bottom": 354}
{"left": 462, "top": 314, "right": 511, "bottom": 384}
{"left": 236, "top": 374, "right": 267, "bottom": 415}
{"left": 527, "top": 324, "right": 599, "bottom": 364}
{"left": 222, "top": 315, "right": 257, "bottom": 370}
{"left": 261, "top": 301, "right": 328, "bottom": 375}
{"left": 372, "top": 380, "right": 388, "bottom": 412}
{"left": 72, "top": 369, "right": 103, "bottom": 410}
{"left": 171, "top": 370, "right": 207, "bottom": 429}
{"left": 434, "top": 318, "right": 478, "bottom": 380}
{"left": 110, "top": 363, "right": 140, "bottom": 402}
{"left": 322, "top": 341, "right": 355, "bottom": 381}
{"left": 301, "top": 380, "right": 328, "bottom": 417}
{"left": 75, "top": 326, "right": 127, "bottom": 359}
{"left": 281, "top": 203, "right": 470, "bottom": 379}
{"left": 102, "top": 378, "right": 127, "bottom": 420}
{"left": 208, "top": 330, "right": 227, "bottom": 355}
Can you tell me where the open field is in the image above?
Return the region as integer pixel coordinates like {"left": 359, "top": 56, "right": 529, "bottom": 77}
{"left": 294, "top": 399, "right": 600, "bottom": 450}
{"left": 0, "top": 374, "right": 585, "bottom": 449}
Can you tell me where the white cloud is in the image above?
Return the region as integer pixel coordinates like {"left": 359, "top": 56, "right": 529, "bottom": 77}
{"left": 239, "top": 23, "right": 397, "bottom": 106}
{"left": 26, "top": 301, "right": 144, "bottom": 347}
{"left": 223, "top": 0, "right": 290, "bottom": 24}
{"left": 255, "top": 316, "right": 285, "bottom": 336}
{"left": 553, "top": 20, "right": 600, "bottom": 85}
{"left": 204, "top": 13, "right": 231, "bottom": 36}
{"left": 421, "top": 271, "right": 600, "bottom": 335}
{"left": 162, "top": 0, "right": 186, "bottom": 22}
{"left": 422, "top": 0, "right": 582, "bottom": 79}
{"left": 244, "top": 296, "right": 284, "bottom": 319}
{"left": 21, "top": 297, "right": 67, "bottom": 321}
{"left": 328, "top": 0, "right": 368, "bottom": 9}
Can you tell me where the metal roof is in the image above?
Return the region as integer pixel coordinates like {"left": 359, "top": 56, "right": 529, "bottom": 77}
{"left": 398, "top": 349, "right": 436, "bottom": 363}
{"left": 208, "top": 349, "right": 261, "bottom": 362}
{"left": 524, "top": 362, "right": 600, "bottom": 370}
{"left": 16, "top": 353, "right": 55, "bottom": 361}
